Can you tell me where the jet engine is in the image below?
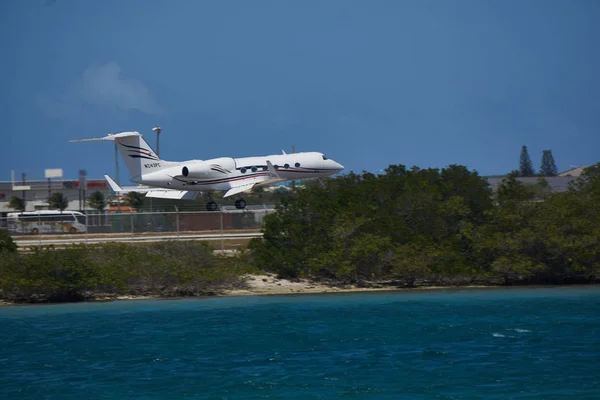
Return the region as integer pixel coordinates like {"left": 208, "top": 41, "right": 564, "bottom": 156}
{"left": 181, "top": 163, "right": 213, "bottom": 179}
{"left": 179, "top": 157, "right": 236, "bottom": 180}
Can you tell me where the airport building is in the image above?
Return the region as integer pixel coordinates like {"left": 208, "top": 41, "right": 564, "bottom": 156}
{"left": 0, "top": 170, "right": 112, "bottom": 219}
{"left": 484, "top": 166, "right": 587, "bottom": 192}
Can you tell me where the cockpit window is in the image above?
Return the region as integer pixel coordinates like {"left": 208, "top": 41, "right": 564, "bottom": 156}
{"left": 322, "top": 155, "right": 328, "bottom": 160}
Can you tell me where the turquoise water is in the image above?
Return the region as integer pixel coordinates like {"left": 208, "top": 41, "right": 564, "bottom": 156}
{"left": 1, "top": 286, "right": 600, "bottom": 399}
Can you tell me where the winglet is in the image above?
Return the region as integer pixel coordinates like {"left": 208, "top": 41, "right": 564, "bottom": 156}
{"left": 104, "top": 174, "right": 123, "bottom": 192}
{"left": 266, "top": 160, "right": 281, "bottom": 178}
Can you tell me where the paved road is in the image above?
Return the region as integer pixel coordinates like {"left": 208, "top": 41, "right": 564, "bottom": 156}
{"left": 13, "top": 232, "right": 263, "bottom": 247}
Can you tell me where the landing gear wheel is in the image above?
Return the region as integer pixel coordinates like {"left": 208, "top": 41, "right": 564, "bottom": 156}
{"left": 206, "top": 201, "right": 218, "bottom": 211}
{"left": 235, "top": 199, "right": 247, "bottom": 210}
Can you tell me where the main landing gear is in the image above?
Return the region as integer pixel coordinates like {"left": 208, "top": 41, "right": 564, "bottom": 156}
{"left": 204, "top": 197, "right": 247, "bottom": 211}
{"left": 206, "top": 201, "right": 218, "bottom": 211}
{"left": 205, "top": 193, "right": 219, "bottom": 211}
{"left": 235, "top": 199, "right": 246, "bottom": 210}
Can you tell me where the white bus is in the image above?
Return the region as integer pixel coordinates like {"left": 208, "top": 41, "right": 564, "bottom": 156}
{"left": 7, "top": 210, "right": 88, "bottom": 235}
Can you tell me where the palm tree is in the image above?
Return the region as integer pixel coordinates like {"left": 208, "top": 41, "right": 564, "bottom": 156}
{"left": 8, "top": 196, "right": 26, "bottom": 213}
{"left": 48, "top": 192, "right": 69, "bottom": 212}
{"left": 87, "top": 191, "right": 107, "bottom": 225}
{"left": 123, "top": 191, "right": 145, "bottom": 211}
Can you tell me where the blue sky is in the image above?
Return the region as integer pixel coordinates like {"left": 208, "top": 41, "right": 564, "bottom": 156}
{"left": 1, "top": 0, "right": 599, "bottom": 183}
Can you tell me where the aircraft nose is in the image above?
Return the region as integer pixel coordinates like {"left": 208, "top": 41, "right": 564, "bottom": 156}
{"left": 333, "top": 160, "right": 344, "bottom": 172}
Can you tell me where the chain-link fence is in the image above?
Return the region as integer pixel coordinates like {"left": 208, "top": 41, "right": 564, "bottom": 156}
{"left": 0, "top": 206, "right": 278, "bottom": 246}
{"left": 87, "top": 208, "right": 273, "bottom": 234}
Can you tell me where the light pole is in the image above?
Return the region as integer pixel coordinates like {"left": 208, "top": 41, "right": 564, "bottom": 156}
{"left": 151, "top": 126, "right": 161, "bottom": 213}
{"left": 152, "top": 126, "right": 162, "bottom": 157}
{"left": 44, "top": 168, "right": 63, "bottom": 202}
{"left": 115, "top": 140, "right": 121, "bottom": 212}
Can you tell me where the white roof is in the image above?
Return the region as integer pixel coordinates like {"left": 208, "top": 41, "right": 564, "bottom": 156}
{"left": 557, "top": 166, "right": 587, "bottom": 177}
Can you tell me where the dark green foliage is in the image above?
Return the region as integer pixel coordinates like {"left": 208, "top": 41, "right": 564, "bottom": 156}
{"left": 8, "top": 196, "right": 26, "bottom": 212}
{"left": 123, "top": 191, "right": 145, "bottom": 210}
{"left": 251, "top": 164, "right": 494, "bottom": 283}
{"left": 582, "top": 164, "right": 600, "bottom": 178}
{"left": 524, "top": 178, "right": 552, "bottom": 201}
{"left": 519, "top": 145, "right": 535, "bottom": 177}
{"left": 87, "top": 191, "right": 107, "bottom": 224}
{"left": 0, "top": 229, "right": 17, "bottom": 253}
{"left": 496, "top": 176, "right": 534, "bottom": 205}
{"left": 87, "top": 191, "right": 106, "bottom": 212}
{"left": 251, "top": 162, "right": 600, "bottom": 287}
{"left": 539, "top": 150, "right": 558, "bottom": 176}
{"left": 0, "top": 241, "right": 256, "bottom": 303}
{"left": 48, "top": 192, "right": 69, "bottom": 211}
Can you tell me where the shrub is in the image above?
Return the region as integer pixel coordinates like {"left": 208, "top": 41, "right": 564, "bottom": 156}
{"left": 0, "top": 229, "right": 17, "bottom": 253}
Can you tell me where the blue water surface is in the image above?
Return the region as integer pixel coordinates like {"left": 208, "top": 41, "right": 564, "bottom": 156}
{"left": 1, "top": 286, "right": 600, "bottom": 399}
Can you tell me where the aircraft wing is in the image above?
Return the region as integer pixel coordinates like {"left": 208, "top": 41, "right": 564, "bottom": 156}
{"left": 104, "top": 174, "right": 198, "bottom": 199}
{"left": 222, "top": 172, "right": 286, "bottom": 198}
{"left": 223, "top": 183, "right": 256, "bottom": 198}
{"left": 145, "top": 190, "right": 199, "bottom": 200}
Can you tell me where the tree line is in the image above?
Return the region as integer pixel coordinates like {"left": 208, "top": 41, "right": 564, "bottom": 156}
{"left": 0, "top": 237, "right": 256, "bottom": 303}
{"left": 514, "top": 145, "right": 559, "bottom": 177}
{"left": 250, "top": 163, "right": 600, "bottom": 286}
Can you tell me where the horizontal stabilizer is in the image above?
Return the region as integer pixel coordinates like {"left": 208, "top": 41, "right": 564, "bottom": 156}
{"left": 69, "top": 131, "right": 141, "bottom": 143}
{"left": 104, "top": 174, "right": 122, "bottom": 192}
{"left": 103, "top": 175, "right": 154, "bottom": 193}
{"left": 224, "top": 183, "right": 255, "bottom": 198}
{"left": 145, "top": 190, "right": 199, "bottom": 200}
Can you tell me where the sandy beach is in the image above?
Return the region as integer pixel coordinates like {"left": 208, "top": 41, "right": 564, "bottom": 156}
{"left": 221, "top": 273, "right": 458, "bottom": 296}
{"left": 0, "top": 274, "right": 494, "bottom": 306}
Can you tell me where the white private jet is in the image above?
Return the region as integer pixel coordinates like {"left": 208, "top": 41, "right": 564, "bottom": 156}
{"left": 70, "top": 131, "right": 344, "bottom": 210}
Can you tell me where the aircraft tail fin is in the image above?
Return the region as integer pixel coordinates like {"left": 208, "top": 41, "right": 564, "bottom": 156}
{"left": 71, "top": 131, "right": 165, "bottom": 179}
